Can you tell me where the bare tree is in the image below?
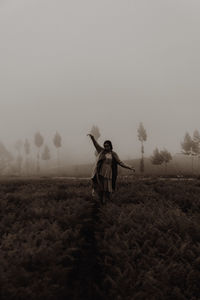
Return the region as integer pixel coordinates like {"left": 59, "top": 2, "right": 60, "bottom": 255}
{"left": 34, "top": 132, "right": 44, "bottom": 174}
{"left": 137, "top": 122, "right": 147, "bottom": 173}
{"left": 53, "top": 132, "right": 62, "bottom": 172}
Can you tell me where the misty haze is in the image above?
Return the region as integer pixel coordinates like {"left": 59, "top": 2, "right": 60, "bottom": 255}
{"left": 1, "top": 0, "right": 200, "bottom": 175}
{"left": 1, "top": 1, "right": 200, "bottom": 300}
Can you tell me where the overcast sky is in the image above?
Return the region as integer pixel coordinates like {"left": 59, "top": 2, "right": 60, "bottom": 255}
{"left": 0, "top": 0, "right": 200, "bottom": 163}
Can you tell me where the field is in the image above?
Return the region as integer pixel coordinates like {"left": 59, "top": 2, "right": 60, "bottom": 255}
{"left": 0, "top": 177, "right": 200, "bottom": 300}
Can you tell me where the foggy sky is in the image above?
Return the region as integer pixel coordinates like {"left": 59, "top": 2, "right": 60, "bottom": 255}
{"left": 0, "top": 0, "right": 200, "bottom": 163}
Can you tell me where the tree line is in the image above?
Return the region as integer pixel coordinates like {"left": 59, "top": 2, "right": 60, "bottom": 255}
{"left": 0, "top": 125, "right": 199, "bottom": 176}
{"left": 90, "top": 123, "right": 173, "bottom": 174}
{"left": 181, "top": 130, "right": 200, "bottom": 173}
{"left": 4, "top": 132, "right": 62, "bottom": 175}
{"left": 90, "top": 124, "right": 200, "bottom": 175}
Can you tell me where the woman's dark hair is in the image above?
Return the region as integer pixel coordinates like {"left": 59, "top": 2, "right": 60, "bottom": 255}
{"left": 103, "top": 140, "right": 113, "bottom": 150}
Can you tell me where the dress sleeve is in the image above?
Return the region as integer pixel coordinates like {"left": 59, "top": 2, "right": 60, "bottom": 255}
{"left": 113, "top": 152, "right": 132, "bottom": 169}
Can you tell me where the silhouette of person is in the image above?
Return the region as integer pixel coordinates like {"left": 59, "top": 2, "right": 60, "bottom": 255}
{"left": 87, "top": 134, "right": 135, "bottom": 204}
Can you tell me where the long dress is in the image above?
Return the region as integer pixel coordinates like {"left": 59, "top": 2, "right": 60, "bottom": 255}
{"left": 92, "top": 152, "right": 113, "bottom": 197}
{"left": 98, "top": 153, "right": 113, "bottom": 193}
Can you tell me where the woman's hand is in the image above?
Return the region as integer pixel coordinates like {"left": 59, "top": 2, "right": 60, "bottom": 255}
{"left": 130, "top": 167, "right": 136, "bottom": 172}
{"left": 87, "top": 134, "right": 94, "bottom": 139}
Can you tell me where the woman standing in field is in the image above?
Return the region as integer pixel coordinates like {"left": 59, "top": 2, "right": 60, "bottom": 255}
{"left": 87, "top": 134, "right": 135, "bottom": 204}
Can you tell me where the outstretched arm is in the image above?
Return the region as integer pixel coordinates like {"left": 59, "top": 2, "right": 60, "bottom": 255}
{"left": 113, "top": 152, "right": 135, "bottom": 171}
{"left": 87, "top": 134, "right": 104, "bottom": 154}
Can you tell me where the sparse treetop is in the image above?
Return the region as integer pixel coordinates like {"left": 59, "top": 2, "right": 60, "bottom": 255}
{"left": 137, "top": 122, "right": 147, "bottom": 142}
{"left": 181, "top": 132, "right": 192, "bottom": 155}
{"left": 34, "top": 132, "right": 44, "bottom": 148}
{"left": 53, "top": 132, "right": 62, "bottom": 148}
{"left": 151, "top": 148, "right": 164, "bottom": 165}
{"left": 160, "top": 149, "right": 172, "bottom": 163}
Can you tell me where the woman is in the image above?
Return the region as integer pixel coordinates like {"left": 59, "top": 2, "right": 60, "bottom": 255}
{"left": 87, "top": 134, "right": 135, "bottom": 204}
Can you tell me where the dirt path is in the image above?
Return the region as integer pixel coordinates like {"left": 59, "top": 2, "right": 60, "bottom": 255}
{"left": 72, "top": 199, "right": 105, "bottom": 300}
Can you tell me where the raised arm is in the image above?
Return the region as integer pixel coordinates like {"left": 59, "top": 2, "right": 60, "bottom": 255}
{"left": 87, "top": 134, "right": 104, "bottom": 154}
{"left": 113, "top": 152, "right": 135, "bottom": 171}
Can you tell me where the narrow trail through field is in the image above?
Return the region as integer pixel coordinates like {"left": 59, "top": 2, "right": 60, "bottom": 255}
{"left": 72, "top": 198, "right": 105, "bottom": 300}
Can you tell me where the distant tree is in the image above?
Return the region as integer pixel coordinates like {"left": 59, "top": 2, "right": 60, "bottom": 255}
{"left": 193, "top": 130, "right": 200, "bottom": 172}
{"left": 34, "top": 132, "right": 44, "bottom": 174}
{"left": 90, "top": 125, "right": 101, "bottom": 156}
{"left": 137, "top": 122, "right": 147, "bottom": 173}
{"left": 192, "top": 130, "right": 200, "bottom": 154}
{"left": 53, "top": 132, "right": 62, "bottom": 172}
{"left": 0, "top": 142, "right": 13, "bottom": 161}
{"left": 24, "top": 139, "right": 31, "bottom": 175}
{"left": 24, "top": 139, "right": 30, "bottom": 155}
{"left": 181, "top": 132, "right": 195, "bottom": 174}
{"left": 42, "top": 145, "right": 51, "bottom": 161}
{"left": 0, "top": 142, "right": 13, "bottom": 174}
{"left": 151, "top": 148, "right": 164, "bottom": 169}
{"left": 181, "top": 132, "right": 192, "bottom": 155}
{"left": 42, "top": 145, "right": 51, "bottom": 171}
{"left": 15, "top": 140, "right": 23, "bottom": 156}
{"left": 14, "top": 139, "right": 23, "bottom": 175}
{"left": 160, "top": 149, "right": 172, "bottom": 173}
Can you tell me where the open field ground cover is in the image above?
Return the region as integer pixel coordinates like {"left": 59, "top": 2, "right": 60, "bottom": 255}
{"left": 0, "top": 178, "right": 200, "bottom": 299}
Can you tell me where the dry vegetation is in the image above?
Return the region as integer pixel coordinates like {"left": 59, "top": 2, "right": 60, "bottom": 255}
{"left": 0, "top": 178, "right": 200, "bottom": 299}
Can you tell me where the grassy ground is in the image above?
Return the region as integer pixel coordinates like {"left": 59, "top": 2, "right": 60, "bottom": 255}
{"left": 0, "top": 177, "right": 200, "bottom": 300}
